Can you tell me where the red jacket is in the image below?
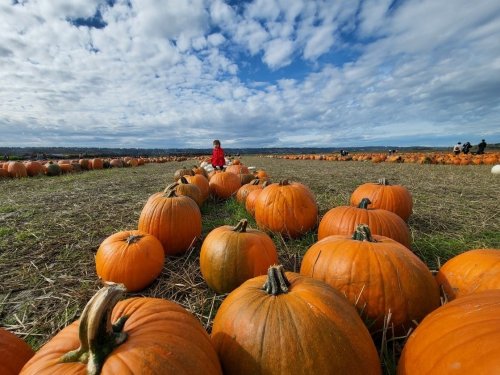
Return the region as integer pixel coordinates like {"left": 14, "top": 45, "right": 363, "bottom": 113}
{"left": 211, "top": 147, "right": 225, "bottom": 168}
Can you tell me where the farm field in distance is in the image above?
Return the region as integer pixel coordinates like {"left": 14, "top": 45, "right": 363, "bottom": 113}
{"left": 1, "top": 154, "right": 499, "bottom": 374}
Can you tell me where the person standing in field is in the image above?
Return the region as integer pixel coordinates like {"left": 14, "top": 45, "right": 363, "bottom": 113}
{"left": 453, "top": 142, "right": 461, "bottom": 155}
{"left": 211, "top": 139, "right": 225, "bottom": 170}
{"left": 461, "top": 142, "right": 471, "bottom": 154}
{"left": 477, "top": 139, "right": 487, "bottom": 154}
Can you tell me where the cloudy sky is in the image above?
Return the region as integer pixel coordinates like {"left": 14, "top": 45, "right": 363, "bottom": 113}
{"left": 1, "top": 0, "right": 499, "bottom": 148}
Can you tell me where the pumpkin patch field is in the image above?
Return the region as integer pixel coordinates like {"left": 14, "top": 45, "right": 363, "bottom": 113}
{"left": 1, "top": 155, "right": 499, "bottom": 374}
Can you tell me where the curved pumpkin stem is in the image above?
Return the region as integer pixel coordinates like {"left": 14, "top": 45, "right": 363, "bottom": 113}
{"left": 161, "top": 189, "right": 178, "bottom": 198}
{"left": 358, "top": 198, "right": 372, "bottom": 209}
{"left": 278, "top": 179, "right": 290, "bottom": 186}
{"left": 164, "top": 182, "right": 179, "bottom": 193}
{"left": 377, "top": 178, "right": 389, "bottom": 185}
{"left": 232, "top": 219, "right": 248, "bottom": 233}
{"left": 262, "top": 265, "right": 290, "bottom": 295}
{"left": 125, "top": 234, "right": 144, "bottom": 244}
{"left": 59, "top": 283, "right": 128, "bottom": 375}
{"left": 352, "top": 224, "right": 377, "bottom": 242}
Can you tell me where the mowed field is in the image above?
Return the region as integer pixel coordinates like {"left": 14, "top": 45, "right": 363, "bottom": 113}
{"left": 1, "top": 155, "right": 499, "bottom": 372}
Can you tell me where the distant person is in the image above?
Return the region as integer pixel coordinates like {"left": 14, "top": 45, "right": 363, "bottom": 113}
{"left": 461, "top": 142, "right": 471, "bottom": 154}
{"left": 388, "top": 149, "right": 397, "bottom": 155}
{"left": 477, "top": 139, "right": 487, "bottom": 154}
{"left": 340, "top": 149, "right": 349, "bottom": 157}
{"left": 2, "top": 154, "right": 8, "bottom": 161}
{"left": 453, "top": 142, "right": 461, "bottom": 155}
{"left": 211, "top": 139, "right": 225, "bottom": 170}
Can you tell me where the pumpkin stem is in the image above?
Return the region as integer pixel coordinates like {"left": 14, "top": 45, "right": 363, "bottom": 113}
{"left": 352, "top": 224, "right": 377, "bottom": 242}
{"left": 164, "top": 182, "right": 179, "bottom": 193}
{"left": 262, "top": 265, "right": 290, "bottom": 295}
{"left": 125, "top": 234, "right": 144, "bottom": 244}
{"left": 161, "top": 189, "right": 178, "bottom": 198}
{"left": 59, "top": 283, "right": 129, "bottom": 375}
{"left": 358, "top": 198, "right": 372, "bottom": 209}
{"left": 278, "top": 179, "right": 290, "bottom": 186}
{"left": 377, "top": 178, "right": 389, "bottom": 185}
{"left": 232, "top": 219, "right": 248, "bottom": 233}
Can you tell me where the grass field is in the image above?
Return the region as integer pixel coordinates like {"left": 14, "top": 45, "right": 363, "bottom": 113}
{"left": 1, "top": 155, "right": 499, "bottom": 373}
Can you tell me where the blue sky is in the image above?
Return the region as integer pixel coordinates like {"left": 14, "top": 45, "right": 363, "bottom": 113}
{"left": 1, "top": 0, "right": 499, "bottom": 148}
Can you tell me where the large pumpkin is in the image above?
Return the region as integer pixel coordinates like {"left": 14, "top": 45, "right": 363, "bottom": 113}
{"left": 95, "top": 230, "right": 165, "bottom": 292}
{"left": 350, "top": 178, "right": 413, "bottom": 221}
{"left": 200, "top": 219, "right": 278, "bottom": 294}
{"left": 0, "top": 328, "right": 34, "bottom": 375}
{"left": 318, "top": 198, "right": 411, "bottom": 248}
{"left": 397, "top": 289, "right": 500, "bottom": 374}
{"left": 254, "top": 180, "right": 318, "bottom": 238}
{"left": 211, "top": 265, "right": 381, "bottom": 374}
{"left": 435, "top": 248, "right": 500, "bottom": 300}
{"left": 301, "top": 224, "right": 440, "bottom": 335}
{"left": 21, "top": 284, "right": 222, "bottom": 374}
{"left": 138, "top": 190, "right": 202, "bottom": 255}
{"left": 209, "top": 171, "right": 241, "bottom": 199}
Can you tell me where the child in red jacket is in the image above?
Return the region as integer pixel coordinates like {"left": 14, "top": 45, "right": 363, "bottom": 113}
{"left": 211, "top": 139, "right": 225, "bottom": 170}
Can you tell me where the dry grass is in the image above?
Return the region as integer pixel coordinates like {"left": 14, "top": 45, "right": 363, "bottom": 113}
{"left": 1, "top": 155, "right": 499, "bottom": 373}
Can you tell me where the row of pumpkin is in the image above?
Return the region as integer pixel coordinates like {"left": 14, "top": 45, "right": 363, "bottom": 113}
{"left": 2, "top": 160, "right": 499, "bottom": 374}
{"left": 273, "top": 151, "right": 500, "bottom": 165}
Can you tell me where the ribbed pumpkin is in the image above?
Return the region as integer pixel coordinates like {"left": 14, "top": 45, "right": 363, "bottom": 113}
{"left": 254, "top": 180, "right": 318, "bottom": 238}
{"left": 397, "top": 289, "right": 500, "bottom": 374}
{"left": 225, "top": 164, "right": 249, "bottom": 175}
{"left": 21, "top": 284, "right": 222, "bottom": 375}
{"left": 200, "top": 219, "right": 278, "bottom": 294}
{"left": 138, "top": 190, "right": 202, "bottom": 255}
{"left": 236, "top": 179, "right": 262, "bottom": 204}
{"left": 0, "top": 328, "right": 34, "bottom": 375}
{"left": 168, "top": 176, "right": 203, "bottom": 207}
{"left": 7, "top": 161, "right": 27, "bottom": 178}
{"left": 95, "top": 230, "right": 165, "bottom": 292}
{"left": 90, "top": 158, "right": 103, "bottom": 170}
{"left": 211, "top": 265, "right": 381, "bottom": 374}
{"left": 209, "top": 171, "right": 241, "bottom": 199}
{"left": 435, "top": 248, "right": 500, "bottom": 300}
{"left": 318, "top": 198, "right": 411, "bottom": 248}
{"left": 350, "top": 178, "right": 413, "bottom": 221}
{"left": 183, "top": 174, "right": 210, "bottom": 203}
{"left": 25, "top": 161, "right": 45, "bottom": 177}
{"left": 301, "top": 224, "right": 440, "bottom": 335}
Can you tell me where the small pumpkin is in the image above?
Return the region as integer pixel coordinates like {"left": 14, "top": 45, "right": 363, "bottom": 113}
{"left": 200, "top": 219, "right": 278, "bottom": 294}
{"left": 173, "top": 167, "right": 194, "bottom": 181}
{"left": 301, "top": 224, "right": 440, "bottom": 335}
{"left": 7, "top": 161, "right": 27, "bottom": 178}
{"left": 318, "top": 198, "right": 411, "bottom": 248}
{"left": 397, "top": 289, "right": 500, "bottom": 374}
{"left": 0, "top": 328, "right": 34, "bottom": 375}
{"left": 183, "top": 174, "right": 210, "bottom": 203}
{"left": 225, "top": 164, "right": 249, "bottom": 175}
{"left": 236, "top": 179, "right": 261, "bottom": 204}
{"left": 350, "top": 178, "right": 413, "bottom": 221}
{"left": 21, "top": 284, "right": 222, "bottom": 375}
{"left": 168, "top": 176, "right": 204, "bottom": 206}
{"left": 25, "top": 161, "right": 45, "bottom": 177}
{"left": 254, "top": 180, "right": 318, "bottom": 238}
{"left": 95, "top": 230, "right": 165, "bottom": 292}
{"left": 138, "top": 189, "right": 202, "bottom": 255}
{"left": 211, "top": 265, "right": 381, "bottom": 374}
{"left": 435, "top": 248, "right": 500, "bottom": 300}
{"left": 209, "top": 171, "right": 241, "bottom": 199}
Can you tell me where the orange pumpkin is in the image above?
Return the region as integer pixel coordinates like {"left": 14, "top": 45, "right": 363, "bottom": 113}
{"left": 225, "top": 164, "right": 249, "bottom": 175}
{"left": 21, "top": 284, "right": 222, "bottom": 375}
{"left": 236, "top": 179, "right": 262, "bottom": 204}
{"left": 168, "top": 176, "right": 204, "bottom": 206}
{"left": 318, "top": 198, "right": 411, "bottom": 248}
{"left": 24, "top": 161, "right": 45, "bottom": 177}
{"left": 0, "top": 328, "right": 34, "bottom": 375}
{"left": 397, "top": 289, "right": 500, "bottom": 374}
{"left": 183, "top": 174, "right": 210, "bottom": 203}
{"left": 254, "top": 180, "right": 318, "bottom": 238}
{"left": 200, "top": 219, "right": 278, "bottom": 294}
{"left": 138, "top": 190, "right": 202, "bottom": 255}
{"left": 211, "top": 265, "right": 381, "bottom": 374}
{"left": 350, "top": 178, "right": 413, "bottom": 221}
{"left": 301, "top": 224, "right": 440, "bottom": 335}
{"left": 435, "top": 248, "right": 500, "bottom": 300}
{"left": 95, "top": 230, "right": 165, "bottom": 292}
{"left": 209, "top": 171, "right": 241, "bottom": 199}
{"left": 7, "top": 161, "right": 27, "bottom": 178}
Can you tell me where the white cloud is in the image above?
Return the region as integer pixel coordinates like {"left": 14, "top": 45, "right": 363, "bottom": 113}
{"left": 0, "top": 0, "right": 499, "bottom": 148}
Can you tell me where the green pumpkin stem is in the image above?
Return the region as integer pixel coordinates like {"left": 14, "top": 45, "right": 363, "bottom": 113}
{"left": 262, "top": 265, "right": 290, "bottom": 295}
{"left": 59, "top": 283, "right": 129, "bottom": 375}
{"left": 377, "top": 178, "right": 389, "bottom": 185}
{"left": 352, "top": 224, "right": 377, "bottom": 242}
{"left": 232, "top": 219, "right": 248, "bottom": 233}
{"left": 358, "top": 198, "right": 372, "bottom": 209}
